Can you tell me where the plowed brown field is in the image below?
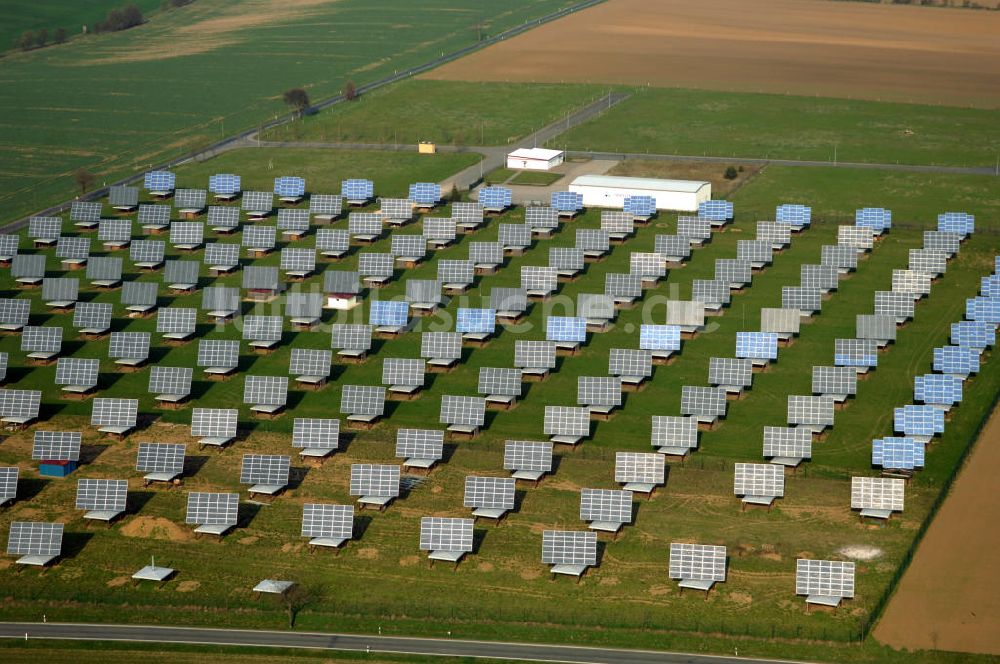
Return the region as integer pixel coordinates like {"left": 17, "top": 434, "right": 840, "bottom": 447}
{"left": 425, "top": 0, "right": 1000, "bottom": 107}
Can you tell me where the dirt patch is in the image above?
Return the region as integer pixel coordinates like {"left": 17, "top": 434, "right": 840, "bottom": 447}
{"left": 874, "top": 405, "right": 1000, "bottom": 655}
{"left": 356, "top": 547, "right": 379, "bottom": 560}
{"left": 608, "top": 160, "right": 761, "bottom": 198}
{"left": 398, "top": 555, "right": 420, "bottom": 567}
{"left": 839, "top": 545, "right": 882, "bottom": 561}
{"left": 106, "top": 576, "right": 130, "bottom": 588}
{"left": 176, "top": 580, "right": 200, "bottom": 593}
{"left": 120, "top": 517, "right": 193, "bottom": 542}
{"left": 477, "top": 562, "right": 495, "bottom": 572}
{"left": 238, "top": 536, "right": 259, "bottom": 545}
{"left": 519, "top": 567, "right": 542, "bottom": 580}
{"left": 425, "top": 0, "right": 1000, "bottom": 108}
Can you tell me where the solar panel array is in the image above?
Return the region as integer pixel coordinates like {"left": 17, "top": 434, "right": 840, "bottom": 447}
{"left": 54, "top": 358, "right": 99, "bottom": 388}
{"left": 243, "top": 376, "right": 288, "bottom": 406}
{"left": 464, "top": 475, "right": 515, "bottom": 510}
{"left": 369, "top": 300, "right": 408, "bottom": 326}
{"left": 382, "top": 358, "right": 425, "bottom": 387}
{"left": 440, "top": 395, "right": 485, "bottom": 426}
{"left": 851, "top": 477, "right": 904, "bottom": 512}
{"left": 274, "top": 176, "right": 305, "bottom": 198}
{"left": 408, "top": 182, "right": 441, "bottom": 205}
{"left": 796, "top": 560, "right": 854, "bottom": 598}
{"left": 191, "top": 408, "right": 238, "bottom": 438}
{"left": 669, "top": 543, "right": 727, "bottom": 582}
{"left": 76, "top": 479, "right": 127, "bottom": 511}
{"left": 144, "top": 171, "right": 176, "bottom": 192}
{"left": 580, "top": 488, "right": 633, "bottom": 523}
{"left": 242, "top": 191, "right": 273, "bottom": 213}
{"left": 91, "top": 398, "right": 138, "bottom": 428}
{"left": 503, "top": 440, "right": 553, "bottom": 472}
{"left": 933, "top": 345, "right": 979, "bottom": 376}
{"left": 937, "top": 211, "right": 974, "bottom": 235}
{"left": 340, "top": 386, "right": 386, "bottom": 416}
{"left": 541, "top": 530, "right": 597, "bottom": 566}
{"left": 762, "top": 426, "right": 812, "bottom": 459}
{"left": 551, "top": 191, "right": 583, "bottom": 213}
{"left": 708, "top": 357, "right": 752, "bottom": 388}
{"left": 332, "top": 324, "right": 373, "bottom": 351}
{"left": 421, "top": 332, "right": 462, "bottom": 360}
{"left": 733, "top": 463, "right": 784, "bottom": 497}
{"left": 872, "top": 437, "right": 925, "bottom": 470}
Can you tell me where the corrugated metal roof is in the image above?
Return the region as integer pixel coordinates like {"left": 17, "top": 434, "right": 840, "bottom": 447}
{"left": 570, "top": 175, "right": 710, "bottom": 193}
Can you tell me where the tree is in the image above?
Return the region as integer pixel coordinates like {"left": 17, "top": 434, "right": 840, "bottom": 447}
{"left": 343, "top": 80, "right": 357, "bottom": 101}
{"left": 282, "top": 88, "right": 311, "bottom": 117}
{"left": 16, "top": 30, "right": 36, "bottom": 51}
{"left": 54, "top": 28, "right": 67, "bottom": 44}
{"left": 282, "top": 585, "right": 313, "bottom": 628}
{"left": 35, "top": 29, "right": 48, "bottom": 48}
{"left": 724, "top": 166, "right": 738, "bottom": 180}
{"left": 73, "top": 168, "right": 95, "bottom": 195}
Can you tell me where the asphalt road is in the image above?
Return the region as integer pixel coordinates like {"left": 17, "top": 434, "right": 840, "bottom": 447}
{"left": 0, "top": 622, "right": 798, "bottom": 664}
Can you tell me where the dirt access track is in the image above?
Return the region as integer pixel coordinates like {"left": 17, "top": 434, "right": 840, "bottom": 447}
{"left": 873, "top": 404, "right": 1000, "bottom": 656}
{"left": 424, "top": 0, "right": 1000, "bottom": 108}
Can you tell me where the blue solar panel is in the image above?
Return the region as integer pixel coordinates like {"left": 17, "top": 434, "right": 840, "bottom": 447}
{"left": 369, "top": 300, "right": 408, "bottom": 327}
{"left": 735, "top": 332, "right": 778, "bottom": 360}
{"left": 551, "top": 191, "right": 583, "bottom": 212}
{"left": 479, "top": 186, "right": 512, "bottom": 210}
{"left": 546, "top": 316, "right": 586, "bottom": 342}
{"left": 981, "top": 275, "right": 1000, "bottom": 298}
{"left": 144, "top": 171, "right": 176, "bottom": 191}
{"left": 937, "top": 211, "right": 974, "bottom": 236}
{"left": 623, "top": 195, "right": 656, "bottom": 217}
{"left": 950, "top": 321, "right": 995, "bottom": 349}
{"left": 914, "top": 374, "right": 963, "bottom": 406}
{"left": 855, "top": 208, "right": 891, "bottom": 232}
{"left": 966, "top": 296, "right": 1000, "bottom": 324}
{"left": 274, "top": 176, "right": 305, "bottom": 197}
{"left": 775, "top": 204, "right": 811, "bottom": 226}
{"left": 872, "top": 437, "right": 924, "bottom": 470}
{"left": 342, "top": 179, "right": 374, "bottom": 200}
{"left": 456, "top": 308, "right": 496, "bottom": 334}
{"left": 893, "top": 405, "right": 945, "bottom": 438}
{"left": 408, "top": 183, "right": 441, "bottom": 205}
{"left": 698, "top": 200, "right": 733, "bottom": 221}
{"left": 208, "top": 174, "right": 241, "bottom": 195}
{"left": 933, "top": 345, "right": 979, "bottom": 376}
{"left": 639, "top": 324, "right": 681, "bottom": 351}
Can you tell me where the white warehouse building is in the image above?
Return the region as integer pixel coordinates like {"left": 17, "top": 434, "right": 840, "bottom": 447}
{"left": 569, "top": 174, "right": 711, "bottom": 212}
{"left": 506, "top": 148, "right": 564, "bottom": 171}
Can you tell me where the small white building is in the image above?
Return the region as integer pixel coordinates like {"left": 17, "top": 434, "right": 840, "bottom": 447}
{"left": 507, "top": 148, "right": 564, "bottom": 171}
{"left": 569, "top": 175, "right": 711, "bottom": 212}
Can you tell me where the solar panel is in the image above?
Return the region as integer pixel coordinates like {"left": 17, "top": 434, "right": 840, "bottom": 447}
{"left": 605, "top": 273, "right": 642, "bottom": 299}
{"left": 735, "top": 332, "right": 778, "bottom": 360}
{"left": 580, "top": 488, "right": 633, "bottom": 523}
{"left": 56, "top": 236, "right": 90, "bottom": 260}
{"left": 341, "top": 179, "right": 374, "bottom": 201}
{"left": 782, "top": 287, "right": 822, "bottom": 313}
{"left": 653, "top": 235, "right": 692, "bottom": 260}
{"left": 708, "top": 357, "right": 752, "bottom": 388}
{"left": 966, "top": 296, "right": 1000, "bottom": 324}
{"left": 86, "top": 256, "right": 123, "bottom": 282}
{"left": 209, "top": 173, "right": 241, "bottom": 196}
{"left": 756, "top": 221, "right": 791, "bottom": 246}
{"left": 937, "top": 211, "right": 974, "bottom": 236}
{"left": 551, "top": 191, "right": 583, "bottom": 212}
{"left": 891, "top": 270, "right": 932, "bottom": 296}
{"left": 676, "top": 217, "right": 712, "bottom": 241}
{"left": 0, "top": 234, "right": 19, "bottom": 257}
{"left": 469, "top": 242, "right": 503, "bottom": 264}
{"left": 185, "top": 492, "right": 238, "bottom": 526}
{"left": 834, "top": 338, "right": 878, "bottom": 368}
{"left": 175, "top": 189, "right": 207, "bottom": 210}
{"left": 762, "top": 426, "right": 812, "bottom": 459}
{"left": 382, "top": 359, "right": 425, "bottom": 387}
{"left": 923, "top": 231, "right": 962, "bottom": 255}
{"left": 951, "top": 321, "right": 994, "bottom": 350}
{"left": 478, "top": 368, "right": 522, "bottom": 397}
{"left": 692, "top": 279, "right": 731, "bottom": 306}
{"left": 733, "top": 463, "right": 784, "bottom": 497}
{"left": 310, "top": 194, "right": 343, "bottom": 217}
{"left": 855, "top": 207, "right": 891, "bottom": 232}
{"left": 425, "top": 218, "right": 457, "bottom": 243}
{"left": 699, "top": 200, "right": 733, "bottom": 221}
{"left": 157, "top": 307, "right": 196, "bottom": 335}
{"left": 369, "top": 300, "right": 408, "bottom": 326}
{"left": 396, "top": 429, "right": 444, "bottom": 460}
{"left": 463, "top": 476, "right": 515, "bottom": 511}
{"left": 240, "top": 454, "right": 290, "bottom": 485}
{"left": 452, "top": 202, "right": 484, "bottom": 226}
{"left": 908, "top": 249, "right": 947, "bottom": 275}
{"left": 440, "top": 395, "right": 485, "bottom": 426}
{"left": 22, "top": 326, "right": 62, "bottom": 353}
{"left": 874, "top": 291, "right": 914, "bottom": 319}
{"left": 714, "top": 260, "right": 753, "bottom": 288}
{"left": 349, "top": 213, "right": 383, "bottom": 237}
{"left": 197, "top": 340, "right": 239, "bottom": 368}
{"left": 243, "top": 315, "right": 282, "bottom": 342}
{"left": 856, "top": 315, "right": 896, "bottom": 342}
{"left": 933, "top": 345, "right": 979, "bottom": 376}
{"left": 316, "top": 229, "right": 350, "bottom": 253}
{"left": 576, "top": 229, "right": 610, "bottom": 252}
{"left": 340, "top": 386, "right": 386, "bottom": 416}
{"left": 242, "top": 191, "right": 274, "bottom": 213}
{"left": 43, "top": 278, "right": 79, "bottom": 303}
{"left": 680, "top": 386, "right": 727, "bottom": 417}
{"left": 130, "top": 239, "right": 165, "bottom": 264}
{"left": 851, "top": 477, "right": 904, "bottom": 512}
{"left": 981, "top": 275, "right": 1000, "bottom": 299}
{"left": 76, "top": 479, "right": 127, "bottom": 511}
{"left": 0, "top": 390, "right": 41, "bottom": 421}
{"left": 419, "top": 332, "right": 461, "bottom": 361}
{"left": 893, "top": 405, "right": 945, "bottom": 438}
{"left": 787, "top": 395, "right": 835, "bottom": 427}
{"left": 514, "top": 341, "right": 556, "bottom": 369}
{"left": 301, "top": 504, "right": 353, "bottom": 539}
{"left": 144, "top": 171, "right": 176, "bottom": 192}
{"left": 651, "top": 416, "right": 698, "bottom": 450}
{"left": 914, "top": 374, "right": 963, "bottom": 406}
{"left": 527, "top": 207, "right": 559, "bottom": 230}
{"left": 577, "top": 377, "right": 622, "bottom": 407}
{"left": 148, "top": 367, "right": 193, "bottom": 396}
{"left": 419, "top": 517, "right": 473, "bottom": 553}
{"left": 775, "top": 204, "right": 811, "bottom": 227}
{"left": 478, "top": 186, "right": 512, "bottom": 210}
{"left": 349, "top": 464, "right": 399, "bottom": 497}
{"left": 242, "top": 225, "right": 276, "bottom": 250}
{"left": 91, "top": 398, "right": 138, "bottom": 428}
{"left": 499, "top": 223, "right": 531, "bottom": 248}
{"left": 332, "top": 324, "right": 372, "bottom": 351}
{"left": 191, "top": 408, "right": 237, "bottom": 438}
{"left": 108, "top": 185, "right": 139, "bottom": 208}
{"left": 640, "top": 325, "right": 682, "bottom": 351}
{"left": 801, "top": 264, "right": 839, "bottom": 291}
{"left": 408, "top": 182, "right": 441, "bottom": 205}
{"left": 405, "top": 280, "right": 440, "bottom": 305}
{"left": 136, "top": 442, "right": 185, "bottom": 474}
{"left": 438, "top": 260, "right": 474, "bottom": 285}
{"left": 811, "top": 366, "right": 857, "bottom": 396}
{"left": 503, "top": 441, "right": 553, "bottom": 472}
{"left": 98, "top": 219, "right": 132, "bottom": 243}
{"left": 544, "top": 406, "right": 590, "bottom": 436}
{"left": 204, "top": 243, "right": 239, "bottom": 268}
{"left": 32, "top": 431, "right": 81, "bottom": 460}
{"left": 277, "top": 209, "right": 310, "bottom": 232}
{"left": 821, "top": 245, "right": 858, "bottom": 270}
{"left": 796, "top": 560, "right": 854, "bottom": 598}
{"left": 29, "top": 216, "right": 63, "bottom": 239}
{"left": 243, "top": 265, "right": 278, "bottom": 290}
{"left": 630, "top": 252, "right": 665, "bottom": 278}
{"left": 578, "top": 293, "right": 615, "bottom": 321}
{"left": 542, "top": 530, "right": 597, "bottom": 566}
{"left": 609, "top": 349, "right": 652, "bottom": 377}
{"left": 324, "top": 271, "right": 360, "bottom": 294}
{"left": 546, "top": 316, "right": 586, "bottom": 342}
{"left": 274, "top": 176, "right": 306, "bottom": 198}
{"left": 623, "top": 195, "right": 656, "bottom": 217}
{"left": 669, "top": 543, "right": 727, "bottom": 582}
{"left": 453, "top": 309, "right": 494, "bottom": 335}
{"left": 7, "top": 522, "right": 63, "bottom": 556}
{"left": 289, "top": 348, "right": 331, "bottom": 377}
{"left": 11, "top": 254, "right": 45, "bottom": 279}
{"left": 138, "top": 204, "right": 170, "bottom": 227}
{"left": 292, "top": 418, "right": 340, "bottom": 449}
{"left": 737, "top": 240, "right": 772, "bottom": 264}
{"left": 491, "top": 288, "right": 528, "bottom": 313}
{"left": 0, "top": 299, "right": 29, "bottom": 327}
{"left": 614, "top": 452, "right": 664, "bottom": 484}
{"left": 521, "top": 266, "right": 557, "bottom": 292}
{"left": 872, "top": 437, "right": 924, "bottom": 470}
{"left": 601, "top": 211, "right": 633, "bottom": 235}
{"left": 358, "top": 253, "right": 393, "bottom": 278}
{"left": 55, "top": 358, "right": 99, "bottom": 388}
{"left": 838, "top": 226, "right": 874, "bottom": 250}
{"left": 243, "top": 376, "right": 288, "bottom": 406}
{"left": 169, "top": 222, "right": 203, "bottom": 246}
{"left": 392, "top": 235, "right": 427, "bottom": 260}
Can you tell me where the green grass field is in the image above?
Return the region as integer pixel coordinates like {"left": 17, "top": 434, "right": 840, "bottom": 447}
{"left": 0, "top": 0, "right": 163, "bottom": 51}
{"left": 262, "top": 80, "right": 606, "bottom": 147}
{"left": 508, "top": 170, "right": 563, "bottom": 186}
{"left": 552, "top": 87, "right": 1000, "bottom": 168}
{"left": 0, "top": 0, "right": 581, "bottom": 226}
{"left": 0, "top": 149, "right": 997, "bottom": 664}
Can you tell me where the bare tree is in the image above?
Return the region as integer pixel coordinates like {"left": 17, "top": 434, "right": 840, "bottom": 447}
{"left": 283, "top": 585, "right": 313, "bottom": 627}
{"left": 73, "top": 168, "right": 95, "bottom": 195}
{"left": 283, "top": 88, "right": 311, "bottom": 117}
{"left": 36, "top": 29, "right": 48, "bottom": 48}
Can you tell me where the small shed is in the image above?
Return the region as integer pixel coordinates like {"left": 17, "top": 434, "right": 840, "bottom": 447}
{"left": 40, "top": 460, "right": 77, "bottom": 477}
{"left": 418, "top": 141, "right": 437, "bottom": 154}
{"left": 507, "top": 148, "right": 564, "bottom": 171}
